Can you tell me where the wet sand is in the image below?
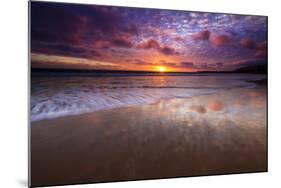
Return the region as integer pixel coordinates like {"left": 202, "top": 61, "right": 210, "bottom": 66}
{"left": 31, "top": 87, "right": 267, "bottom": 187}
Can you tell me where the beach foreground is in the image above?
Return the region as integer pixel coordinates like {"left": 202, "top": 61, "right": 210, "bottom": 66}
{"left": 31, "top": 87, "right": 267, "bottom": 186}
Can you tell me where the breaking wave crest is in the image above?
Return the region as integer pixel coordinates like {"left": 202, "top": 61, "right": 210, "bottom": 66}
{"left": 31, "top": 74, "right": 265, "bottom": 122}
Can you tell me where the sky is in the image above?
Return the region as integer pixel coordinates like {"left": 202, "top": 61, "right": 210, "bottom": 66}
{"left": 31, "top": 1, "right": 267, "bottom": 72}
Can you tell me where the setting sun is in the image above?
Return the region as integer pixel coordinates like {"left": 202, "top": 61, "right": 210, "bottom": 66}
{"left": 157, "top": 66, "right": 167, "bottom": 72}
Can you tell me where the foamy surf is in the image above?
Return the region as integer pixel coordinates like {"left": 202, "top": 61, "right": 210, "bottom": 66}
{"left": 31, "top": 74, "right": 265, "bottom": 122}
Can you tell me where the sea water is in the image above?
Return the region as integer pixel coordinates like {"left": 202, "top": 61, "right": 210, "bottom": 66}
{"left": 31, "top": 73, "right": 266, "bottom": 122}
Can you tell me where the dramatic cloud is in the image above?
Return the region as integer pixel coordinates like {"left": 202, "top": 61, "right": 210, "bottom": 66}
{"left": 174, "top": 36, "right": 183, "bottom": 41}
{"left": 31, "top": 53, "right": 118, "bottom": 70}
{"left": 240, "top": 38, "right": 256, "bottom": 49}
{"left": 211, "top": 35, "right": 232, "bottom": 46}
{"left": 134, "top": 59, "right": 148, "bottom": 65}
{"left": 123, "top": 24, "right": 139, "bottom": 36}
{"left": 239, "top": 39, "right": 267, "bottom": 58}
{"left": 138, "top": 39, "right": 160, "bottom": 49}
{"left": 256, "top": 41, "right": 267, "bottom": 51}
{"left": 92, "top": 40, "right": 111, "bottom": 49}
{"left": 32, "top": 43, "right": 102, "bottom": 59}
{"left": 110, "top": 37, "right": 133, "bottom": 48}
{"left": 255, "top": 40, "right": 267, "bottom": 58}
{"left": 31, "top": 2, "right": 267, "bottom": 72}
{"left": 192, "top": 30, "right": 211, "bottom": 40}
{"left": 31, "top": 3, "right": 129, "bottom": 44}
{"left": 31, "top": 3, "right": 84, "bottom": 44}
{"left": 231, "top": 58, "right": 267, "bottom": 67}
{"left": 157, "top": 60, "right": 177, "bottom": 66}
{"left": 138, "top": 39, "right": 180, "bottom": 56}
{"left": 179, "top": 62, "right": 194, "bottom": 68}
{"left": 31, "top": 2, "right": 138, "bottom": 60}
{"left": 255, "top": 50, "right": 267, "bottom": 58}
{"left": 193, "top": 30, "right": 233, "bottom": 47}
{"left": 160, "top": 46, "right": 180, "bottom": 55}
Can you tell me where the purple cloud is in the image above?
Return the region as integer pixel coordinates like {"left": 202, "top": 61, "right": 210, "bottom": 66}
{"left": 138, "top": 39, "right": 180, "bottom": 56}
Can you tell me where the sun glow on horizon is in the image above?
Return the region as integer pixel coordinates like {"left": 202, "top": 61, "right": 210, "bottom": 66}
{"left": 156, "top": 66, "right": 167, "bottom": 73}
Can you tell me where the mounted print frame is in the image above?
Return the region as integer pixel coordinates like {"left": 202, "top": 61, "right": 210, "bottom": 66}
{"left": 29, "top": 1, "right": 268, "bottom": 187}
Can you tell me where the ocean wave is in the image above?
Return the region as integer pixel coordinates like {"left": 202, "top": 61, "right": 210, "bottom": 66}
{"left": 31, "top": 74, "right": 265, "bottom": 122}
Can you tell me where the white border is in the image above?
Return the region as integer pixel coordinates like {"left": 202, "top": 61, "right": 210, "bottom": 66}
{"left": 1, "top": 0, "right": 281, "bottom": 188}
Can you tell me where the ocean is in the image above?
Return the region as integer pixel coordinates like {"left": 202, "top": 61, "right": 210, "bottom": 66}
{"left": 31, "top": 73, "right": 266, "bottom": 122}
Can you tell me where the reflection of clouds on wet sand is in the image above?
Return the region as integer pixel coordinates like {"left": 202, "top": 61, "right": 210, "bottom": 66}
{"left": 189, "top": 100, "right": 224, "bottom": 114}
{"left": 31, "top": 87, "right": 267, "bottom": 186}
{"left": 189, "top": 105, "right": 206, "bottom": 114}
{"left": 184, "top": 87, "right": 266, "bottom": 126}
{"left": 208, "top": 101, "right": 224, "bottom": 111}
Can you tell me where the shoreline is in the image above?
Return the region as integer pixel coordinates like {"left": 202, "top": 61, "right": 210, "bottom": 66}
{"left": 31, "top": 81, "right": 266, "bottom": 123}
{"left": 31, "top": 86, "right": 267, "bottom": 186}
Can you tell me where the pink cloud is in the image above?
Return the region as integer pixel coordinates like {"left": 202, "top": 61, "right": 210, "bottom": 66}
{"left": 137, "top": 39, "right": 180, "bottom": 55}
{"left": 255, "top": 50, "right": 267, "bottom": 58}
{"left": 256, "top": 40, "right": 267, "bottom": 51}
{"left": 240, "top": 38, "right": 256, "bottom": 49}
{"left": 211, "top": 35, "right": 231, "bottom": 46}
{"left": 138, "top": 39, "right": 160, "bottom": 49}
{"left": 255, "top": 40, "right": 267, "bottom": 58}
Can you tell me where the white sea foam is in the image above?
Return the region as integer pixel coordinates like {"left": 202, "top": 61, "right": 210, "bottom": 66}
{"left": 31, "top": 74, "right": 265, "bottom": 122}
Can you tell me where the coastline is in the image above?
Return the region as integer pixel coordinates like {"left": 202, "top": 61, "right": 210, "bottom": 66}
{"left": 31, "top": 86, "right": 267, "bottom": 186}
{"left": 31, "top": 74, "right": 267, "bottom": 122}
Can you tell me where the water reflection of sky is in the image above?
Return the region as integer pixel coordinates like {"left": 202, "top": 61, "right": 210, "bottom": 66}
{"left": 31, "top": 87, "right": 267, "bottom": 185}
{"left": 31, "top": 74, "right": 266, "bottom": 121}
{"left": 159, "top": 87, "right": 266, "bottom": 128}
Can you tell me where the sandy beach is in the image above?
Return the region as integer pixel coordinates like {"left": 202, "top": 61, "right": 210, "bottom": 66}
{"left": 31, "top": 86, "right": 267, "bottom": 186}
